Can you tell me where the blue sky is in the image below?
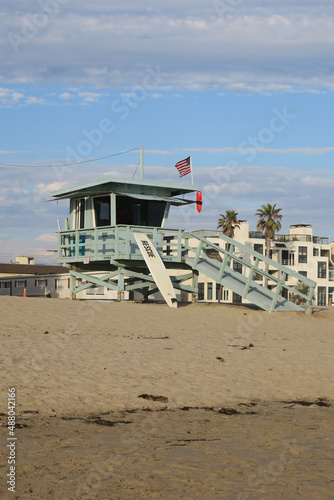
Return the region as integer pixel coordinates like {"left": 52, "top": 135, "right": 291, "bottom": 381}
{"left": 1, "top": 0, "right": 334, "bottom": 262}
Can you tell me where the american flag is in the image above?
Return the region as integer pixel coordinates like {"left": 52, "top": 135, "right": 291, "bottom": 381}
{"left": 175, "top": 156, "right": 192, "bottom": 177}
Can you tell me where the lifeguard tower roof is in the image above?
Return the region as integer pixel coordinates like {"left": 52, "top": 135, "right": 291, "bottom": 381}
{"left": 51, "top": 176, "right": 198, "bottom": 205}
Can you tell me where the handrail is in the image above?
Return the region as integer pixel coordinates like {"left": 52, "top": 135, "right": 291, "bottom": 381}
{"left": 187, "top": 232, "right": 316, "bottom": 287}
{"left": 184, "top": 232, "right": 316, "bottom": 304}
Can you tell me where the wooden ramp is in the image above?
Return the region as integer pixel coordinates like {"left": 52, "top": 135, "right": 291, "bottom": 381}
{"left": 182, "top": 232, "right": 316, "bottom": 312}
{"left": 186, "top": 255, "right": 302, "bottom": 312}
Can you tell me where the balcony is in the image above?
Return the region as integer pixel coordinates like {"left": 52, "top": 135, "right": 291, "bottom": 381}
{"left": 249, "top": 231, "right": 264, "bottom": 239}
{"left": 314, "top": 236, "right": 329, "bottom": 245}
{"left": 249, "top": 232, "right": 316, "bottom": 242}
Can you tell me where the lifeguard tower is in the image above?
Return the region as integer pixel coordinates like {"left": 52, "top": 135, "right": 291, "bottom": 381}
{"left": 52, "top": 156, "right": 315, "bottom": 311}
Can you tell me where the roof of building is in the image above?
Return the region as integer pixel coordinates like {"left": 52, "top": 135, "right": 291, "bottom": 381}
{"left": 51, "top": 176, "right": 198, "bottom": 203}
{"left": 290, "top": 223, "right": 312, "bottom": 228}
{"left": 0, "top": 263, "right": 69, "bottom": 276}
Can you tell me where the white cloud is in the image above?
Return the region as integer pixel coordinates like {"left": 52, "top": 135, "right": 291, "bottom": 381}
{"left": 34, "top": 182, "right": 69, "bottom": 196}
{"left": 11, "top": 92, "right": 24, "bottom": 102}
{"left": 35, "top": 233, "right": 57, "bottom": 242}
{"left": 146, "top": 150, "right": 172, "bottom": 155}
{"left": 302, "top": 176, "right": 334, "bottom": 187}
{"left": 60, "top": 92, "right": 74, "bottom": 99}
{"left": 180, "top": 146, "right": 334, "bottom": 156}
{"left": 0, "top": 88, "right": 26, "bottom": 106}
{"left": 1, "top": 2, "right": 334, "bottom": 92}
{"left": 25, "top": 96, "right": 46, "bottom": 105}
{"left": 78, "top": 91, "right": 103, "bottom": 102}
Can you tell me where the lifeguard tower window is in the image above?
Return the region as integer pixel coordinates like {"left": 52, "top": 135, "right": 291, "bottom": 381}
{"left": 116, "top": 196, "right": 166, "bottom": 227}
{"left": 94, "top": 196, "right": 111, "bottom": 227}
{"left": 75, "top": 199, "right": 85, "bottom": 229}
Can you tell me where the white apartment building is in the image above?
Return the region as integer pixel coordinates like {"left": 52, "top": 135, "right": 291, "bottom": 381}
{"left": 195, "top": 222, "right": 334, "bottom": 307}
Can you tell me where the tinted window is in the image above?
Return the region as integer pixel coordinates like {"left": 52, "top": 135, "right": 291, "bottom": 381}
{"left": 94, "top": 196, "right": 110, "bottom": 227}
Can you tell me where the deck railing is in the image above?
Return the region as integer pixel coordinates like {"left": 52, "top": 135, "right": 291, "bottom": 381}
{"left": 57, "top": 225, "right": 184, "bottom": 264}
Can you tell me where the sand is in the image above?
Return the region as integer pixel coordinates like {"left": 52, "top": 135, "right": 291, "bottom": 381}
{"left": 1, "top": 297, "right": 334, "bottom": 499}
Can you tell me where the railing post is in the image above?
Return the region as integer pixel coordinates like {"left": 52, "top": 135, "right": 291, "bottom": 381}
{"left": 269, "top": 272, "right": 286, "bottom": 312}
{"left": 218, "top": 248, "right": 232, "bottom": 282}
{"left": 243, "top": 268, "right": 255, "bottom": 299}
{"left": 177, "top": 230, "right": 182, "bottom": 261}
{"left": 115, "top": 226, "right": 119, "bottom": 259}
{"left": 193, "top": 239, "right": 203, "bottom": 267}
{"left": 75, "top": 230, "right": 79, "bottom": 259}
{"left": 306, "top": 284, "right": 315, "bottom": 306}
{"left": 94, "top": 228, "right": 98, "bottom": 259}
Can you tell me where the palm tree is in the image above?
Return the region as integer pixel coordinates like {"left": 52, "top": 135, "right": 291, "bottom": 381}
{"left": 255, "top": 203, "right": 282, "bottom": 287}
{"left": 216, "top": 210, "right": 240, "bottom": 302}
{"left": 290, "top": 282, "right": 314, "bottom": 306}
{"left": 217, "top": 210, "right": 240, "bottom": 238}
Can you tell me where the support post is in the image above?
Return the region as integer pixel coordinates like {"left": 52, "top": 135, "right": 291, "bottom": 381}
{"left": 192, "top": 270, "right": 198, "bottom": 303}
{"left": 118, "top": 269, "right": 125, "bottom": 302}
{"left": 70, "top": 273, "right": 76, "bottom": 300}
{"left": 142, "top": 286, "right": 149, "bottom": 303}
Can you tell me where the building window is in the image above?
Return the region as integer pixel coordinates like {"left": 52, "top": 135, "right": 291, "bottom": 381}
{"left": 289, "top": 253, "right": 295, "bottom": 266}
{"left": 233, "top": 261, "right": 242, "bottom": 274}
{"left": 318, "top": 262, "right": 327, "bottom": 279}
{"left": 328, "top": 288, "right": 334, "bottom": 304}
{"left": 1, "top": 281, "right": 11, "bottom": 289}
{"left": 317, "top": 286, "right": 327, "bottom": 306}
{"left": 299, "top": 271, "right": 307, "bottom": 278}
{"left": 254, "top": 244, "right": 263, "bottom": 254}
{"left": 233, "top": 292, "right": 242, "bottom": 304}
{"left": 313, "top": 247, "right": 319, "bottom": 257}
{"left": 216, "top": 283, "right": 221, "bottom": 300}
{"left": 253, "top": 244, "right": 264, "bottom": 262}
{"left": 198, "top": 283, "right": 204, "bottom": 300}
{"left": 35, "top": 279, "right": 47, "bottom": 287}
{"left": 281, "top": 250, "right": 289, "bottom": 265}
{"left": 298, "top": 246, "right": 307, "bottom": 264}
{"left": 207, "top": 283, "right": 213, "bottom": 300}
{"left": 15, "top": 280, "right": 26, "bottom": 288}
{"left": 253, "top": 272, "right": 263, "bottom": 281}
{"left": 55, "top": 278, "right": 69, "bottom": 289}
{"left": 223, "top": 289, "right": 229, "bottom": 301}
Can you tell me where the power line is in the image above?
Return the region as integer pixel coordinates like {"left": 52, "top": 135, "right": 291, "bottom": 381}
{"left": 0, "top": 147, "right": 140, "bottom": 169}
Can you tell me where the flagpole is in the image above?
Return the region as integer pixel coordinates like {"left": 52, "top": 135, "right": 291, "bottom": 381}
{"left": 190, "top": 155, "right": 194, "bottom": 185}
